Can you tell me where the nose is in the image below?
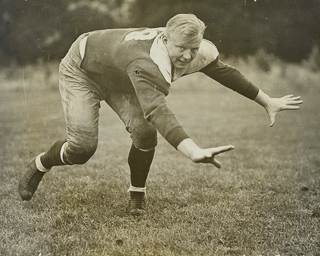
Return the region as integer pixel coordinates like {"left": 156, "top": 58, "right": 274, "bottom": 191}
{"left": 182, "top": 49, "right": 192, "bottom": 61}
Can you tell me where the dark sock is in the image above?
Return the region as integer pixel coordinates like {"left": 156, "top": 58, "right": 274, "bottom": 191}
{"left": 128, "top": 144, "right": 155, "bottom": 188}
{"left": 40, "top": 140, "right": 67, "bottom": 169}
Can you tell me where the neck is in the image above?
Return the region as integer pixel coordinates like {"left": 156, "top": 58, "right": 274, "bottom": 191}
{"left": 172, "top": 65, "right": 189, "bottom": 81}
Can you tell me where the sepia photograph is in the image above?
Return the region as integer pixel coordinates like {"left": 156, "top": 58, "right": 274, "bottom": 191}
{"left": 1, "top": 0, "right": 319, "bottom": 255}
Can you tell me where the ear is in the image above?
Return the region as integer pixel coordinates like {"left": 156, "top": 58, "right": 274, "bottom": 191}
{"left": 162, "top": 35, "right": 168, "bottom": 44}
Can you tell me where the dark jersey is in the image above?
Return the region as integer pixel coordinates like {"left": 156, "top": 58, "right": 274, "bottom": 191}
{"left": 79, "top": 28, "right": 259, "bottom": 148}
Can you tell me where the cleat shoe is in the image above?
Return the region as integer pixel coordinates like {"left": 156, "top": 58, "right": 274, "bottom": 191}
{"left": 18, "top": 157, "right": 45, "bottom": 200}
{"left": 127, "top": 191, "right": 146, "bottom": 216}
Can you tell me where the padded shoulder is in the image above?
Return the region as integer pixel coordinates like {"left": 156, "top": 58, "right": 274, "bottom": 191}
{"left": 185, "top": 39, "right": 219, "bottom": 74}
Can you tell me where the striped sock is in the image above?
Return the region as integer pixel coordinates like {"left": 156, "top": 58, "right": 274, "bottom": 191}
{"left": 35, "top": 153, "right": 51, "bottom": 172}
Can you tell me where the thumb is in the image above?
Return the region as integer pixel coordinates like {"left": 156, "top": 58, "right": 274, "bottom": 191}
{"left": 213, "top": 159, "right": 221, "bottom": 169}
{"left": 269, "top": 112, "right": 277, "bottom": 127}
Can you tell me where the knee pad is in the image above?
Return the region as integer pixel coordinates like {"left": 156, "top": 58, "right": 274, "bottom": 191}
{"left": 64, "top": 141, "right": 97, "bottom": 165}
{"left": 131, "top": 127, "right": 157, "bottom": 151}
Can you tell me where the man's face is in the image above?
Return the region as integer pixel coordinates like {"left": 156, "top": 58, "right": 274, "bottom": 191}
{"left": 164, "top": 32, "right": 202, "bottom": 69}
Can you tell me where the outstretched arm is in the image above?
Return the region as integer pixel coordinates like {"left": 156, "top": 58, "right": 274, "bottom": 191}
{"left": 200, "top": 57, "right": 303, "bottom": 126}
{"left": 177, "top": 138, "right": 235, "bottom": 168}
{"left": 253, "top": 89, "right": 303, "bottom": 127}
{"left": 200, "top": 57, "right": 260, "bottom": 100}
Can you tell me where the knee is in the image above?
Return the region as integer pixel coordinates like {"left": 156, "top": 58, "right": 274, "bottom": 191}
{"left": 64, "top": 141, "right": 97, "bottom": 165}
{"left": 131, "top": 126, "right": 158, "bottom": 151}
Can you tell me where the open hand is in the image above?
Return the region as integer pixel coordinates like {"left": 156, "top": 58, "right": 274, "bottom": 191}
{"left": 266, "top": 95, "right": 303, "bottom": 127}
{"left": 191, "top": 145, "right": 235, "bottom": 168}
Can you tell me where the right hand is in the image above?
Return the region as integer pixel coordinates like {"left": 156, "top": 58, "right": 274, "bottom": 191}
{"left": 177, "top": 138, "right": 235, "bottom": 168}
{"left": 190, "top": 145, "right": 235, "bottom": 168}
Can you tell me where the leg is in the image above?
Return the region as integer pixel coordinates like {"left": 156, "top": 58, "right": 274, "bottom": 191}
{"left": 58, "top": 71, "right": 101, "bottom": 166}
{"left": 37, "top": 76, "right": 101, "bottom": 169}
{"left": 43, "top": 34, "right": 102, "bottom": 167}
{"left": 128, "top": 144, "right": 155, "bottom": 188}
{"left": 127, "top": 144, "right": 155, "bottom": 216}
{"left": 105, "top": 92, "right": 157, "bottom": 189}
{"left": 19, "top": 35, "right": 102, "bottom": 200}
{"left": 105, "top": 92, "right": 157, "bottom": 215}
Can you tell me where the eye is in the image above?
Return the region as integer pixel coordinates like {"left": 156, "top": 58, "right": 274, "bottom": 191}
{"left": 177, "top": 46, "right": 185, "bottom": 51}
{"left": 191, "top": 48, "right": 199, "bottom": 53}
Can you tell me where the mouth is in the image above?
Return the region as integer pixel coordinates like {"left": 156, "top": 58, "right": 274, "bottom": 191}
{"left": 177, "top": 59, "right": 190, "bottom": 66}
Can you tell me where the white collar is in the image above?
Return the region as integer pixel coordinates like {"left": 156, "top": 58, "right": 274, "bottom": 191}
{"left": 150, "top": 31, "right": 219, "bottom": 83}
{"left": 150, "top": 32, "right": 173, "bottom": 84}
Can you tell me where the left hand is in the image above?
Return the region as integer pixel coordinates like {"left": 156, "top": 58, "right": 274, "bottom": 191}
{"left": 266, "top": 95, "right": 303, "bottom": 127}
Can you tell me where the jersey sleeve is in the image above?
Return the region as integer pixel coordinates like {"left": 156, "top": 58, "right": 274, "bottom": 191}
{"left": 200, "top": 56, "right": 259, "bottom": 100}
{"left": 126, "top": 59, "right": 190, "bottom": 148}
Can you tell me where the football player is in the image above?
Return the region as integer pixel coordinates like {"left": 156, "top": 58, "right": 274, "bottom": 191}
{"left": 19, "top": 14, "right": 303, "bottom": 216}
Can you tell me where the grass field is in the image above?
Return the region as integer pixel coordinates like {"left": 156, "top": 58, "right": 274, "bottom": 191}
{"left": 1, "top": 57, "right": 319, "bottom": 256}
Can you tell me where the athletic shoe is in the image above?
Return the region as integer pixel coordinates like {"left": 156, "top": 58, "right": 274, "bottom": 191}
{"left": 18, "top": 157, "right": 45, "bottom": 200}
{"left": 127, "top": 191, "right": 146, "bottom": 216}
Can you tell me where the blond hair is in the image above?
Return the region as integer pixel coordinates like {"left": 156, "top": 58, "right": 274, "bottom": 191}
{"left": 165, "top": 14, "right": 206, "bottom": 42}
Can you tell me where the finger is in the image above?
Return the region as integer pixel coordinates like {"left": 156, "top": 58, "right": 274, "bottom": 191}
{"left": 282, "top": 94, "right": 294, "bottom": 99}
{"left": 287, "top": 96, "right": 301, "bottom": 100}
{"left": 211, "top": 145, "right": 235, "bottom": 155}
{"left": 282, "top": 105, "right": 301, "bottom": 110}
{"left": 213, "top": 159, "right": 221, "bottom": 168}
{"left": 269, "top": 113, "right": 276, "bottom": 127}
{"left": 286, "top": 100, "right": 303, "bottom": 105}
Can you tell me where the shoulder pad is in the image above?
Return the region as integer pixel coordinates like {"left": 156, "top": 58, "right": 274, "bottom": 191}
{"left": 185, "top": 40, "right": 219, "bottom": 74}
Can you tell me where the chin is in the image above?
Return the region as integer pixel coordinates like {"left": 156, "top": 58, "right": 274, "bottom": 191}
{"left": 175, "top": 62, "right": 189, "bottom": 69}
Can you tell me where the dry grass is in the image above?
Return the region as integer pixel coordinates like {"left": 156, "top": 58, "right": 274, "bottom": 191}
{"left": 1, "top": 55, "right": 319, "bottom": 255}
